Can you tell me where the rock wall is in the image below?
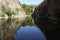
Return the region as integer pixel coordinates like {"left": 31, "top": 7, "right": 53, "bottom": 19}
{"left": 0, "top": 0, "right": 26, "bottom": 40}
{"left": 32, "top": 0, "right": 60, "bottom": 40}
{"left": 0, "top": 0, "right": 26, "bottom": 18}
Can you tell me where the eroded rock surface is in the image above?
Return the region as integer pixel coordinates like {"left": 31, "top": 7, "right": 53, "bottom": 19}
{"left": 0, "top": 0, "right": 26, "bottom": 18}
{"left": 0, "top": 0, "right": 26, "bottom": 40}
{"left": 32, "top": 0, "right": 60, "bottom": 40}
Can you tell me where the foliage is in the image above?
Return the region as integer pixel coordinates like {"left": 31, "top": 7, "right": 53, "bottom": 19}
{"left": 16, "top": 8, "right": 20, "bottom": 11}
{"left": 2, "top": 18, "right": 20, "bottom": 30}
{"left": 2, "top": 18, "right": 12, "bottom": 29}
{"left": 1, "top": 5, "right": 11, "bottom": 16}
{"left": 21, "top": 4, "right": 35, "bottom": 15}
{"left": 20, "top": 16, "right": 33, "bottom": 26}
{"left": 1, "top": 4, "right": 16, "bottom": 16}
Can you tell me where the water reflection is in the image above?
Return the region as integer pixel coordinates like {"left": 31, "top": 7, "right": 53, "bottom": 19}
{"left": 15, "top": 26, "right": 46, "bottom": 40}
{"left": 0, "top": 16, "right": 46, "bottom": 40}
{"left": 20, "top": 16, "right": 33, "bottom": 26}
{"left": 0, "top": 17, "right": 25, "bottom": 40}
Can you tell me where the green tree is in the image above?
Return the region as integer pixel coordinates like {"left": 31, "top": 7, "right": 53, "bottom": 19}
{"left": 1, "top": 4, "right": 16, "bottom": 17}
{"left": 21, "top": 4, "right": 35, "bottom": 15}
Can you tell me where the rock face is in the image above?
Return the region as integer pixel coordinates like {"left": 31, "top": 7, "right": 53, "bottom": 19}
{"left": 0, "top": 0, "right": 26, "bottom": 18}
{"left": 0, "top": 0, "right": 26, "bottom": 40}
{"left": 0, "top": 17, "right": 25, "bottom": 40}
{"left": 32, "top": 0, "right": 60, "bottom": 40}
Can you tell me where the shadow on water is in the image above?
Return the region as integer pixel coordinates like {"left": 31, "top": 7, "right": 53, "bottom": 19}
{"left": 0, "top": 16, "right": 46, "bottom": 40}
{"left": 15, "top": 16, "right": 46, "bottom": 40}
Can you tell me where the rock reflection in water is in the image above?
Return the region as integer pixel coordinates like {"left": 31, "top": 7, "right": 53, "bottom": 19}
{"left": 15, "top": 26, "right": 46, "bottom": 40}
{"left": 0, "top": 17, "right": 25, "bottom": 40}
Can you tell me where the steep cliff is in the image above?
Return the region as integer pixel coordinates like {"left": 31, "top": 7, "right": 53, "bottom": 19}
{"left": 0, "top": 0, "right": 26, "bottom": 40}
{"left": 32, "top": 0, "right": 60, "bottom": 40}
{"left": 0, "top": 0, "right": 26, "bottom": 18}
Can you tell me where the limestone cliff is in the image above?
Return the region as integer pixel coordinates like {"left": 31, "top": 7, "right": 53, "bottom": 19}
{"left": 0, "top": 0, "right": 26, "bottom": 40}
{"left": 32, "top": 0, "right": 60, "bottom": 40}
{"left": 0, "top": 0, "right": 26, "bottom": 18}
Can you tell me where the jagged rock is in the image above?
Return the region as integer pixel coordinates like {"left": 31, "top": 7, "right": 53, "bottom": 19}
{"left": 32, "top": 0, "right": 60, "bottom": 40}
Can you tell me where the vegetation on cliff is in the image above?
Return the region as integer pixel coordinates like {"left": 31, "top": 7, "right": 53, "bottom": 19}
{"left": 0, "top": 0, "right": 26, "bottom": 40}
{"left": 21, "top": 4, "right": 35, "bottom": 15}
{"left": 1, "top": 4, "right": 16, "bottom": 17}
{"left": 20, "top": 16, "right": 33, "bottom": 26}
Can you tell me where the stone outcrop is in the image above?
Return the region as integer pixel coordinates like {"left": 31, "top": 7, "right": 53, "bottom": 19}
{"left": 0, "top": 0, "right": 26, "bottom": 40}
{"left": 32, "top": 0, "right": 60, "bottom": 40}
{"left": 0, "top": 0, "right": 26, "bottom": 18}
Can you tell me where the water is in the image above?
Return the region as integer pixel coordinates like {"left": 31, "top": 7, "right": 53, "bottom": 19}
{"left": 0, "top": 17, "right": 25, "bottom": 40}
{"left": 15, "top": 26, "right": 46, "bottom": 40}
{"left": 0, "top": 17, "right": 46, "bottom": 40}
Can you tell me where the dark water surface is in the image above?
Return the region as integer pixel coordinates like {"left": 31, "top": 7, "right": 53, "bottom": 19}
{"left": 15, "top": 26, "right": 46, "bottom": 40}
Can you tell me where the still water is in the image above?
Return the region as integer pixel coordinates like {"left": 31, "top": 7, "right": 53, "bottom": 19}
{"left": 15, "top": 26, "right": 46, "bottom": 40}
{"left": 0, "top": 17, "right": 46, "bottom": 40}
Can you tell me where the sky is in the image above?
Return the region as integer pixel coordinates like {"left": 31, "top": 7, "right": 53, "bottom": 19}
{"left": 19, "top": 0, "right": 43, "bottom": 5}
